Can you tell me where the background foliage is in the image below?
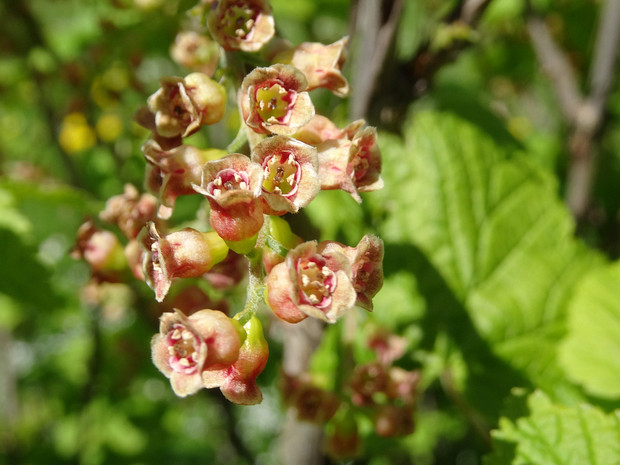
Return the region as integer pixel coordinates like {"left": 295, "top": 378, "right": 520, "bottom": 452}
{"left": 2, "top": 0, "right": 620, "bottom": 464}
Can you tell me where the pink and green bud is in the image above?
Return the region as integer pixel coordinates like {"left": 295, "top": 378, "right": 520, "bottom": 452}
{"left": 73, "top": 220, "right": 128, "bottom": 282}
{"left": 192, "top": 154, "right": 265, "bottom": 242}
{"left": 367, "top": 328, "right": 407, "bottom": 365}
{"left": 251, "top": 135, "right": 320, "bottom": 214}
{"left": 207, "top": 0, "right": 275, "bottom": 52}
{"left": 170, "top": 31, "right": 220, "bottom": 77}
{"left": 142, "top": 139, "right": 226, "bottom": 219}
{"left": 99, "top": 184, "right": 158, "bottom": 239}
{"left": 146, "top": 72, "right": 226, "bottom": 139}
{"left": 203, "top": 315, "right": 269, "bottom": 405}
{"left": 317, "top": 122, "right": 383, "bottom": 203}
{"left": 151, "top": 309, "right": 242, "bottom": 397}
{"left": 320, "top": 234, "right": 384, "bottom": 311}
{"left": 240, "top": 64, "right": 315, "bottom": 136}
{"left": 265, "top": 241, "right": 356, "bottom": 323}
{"left": 262, "top": 216, "right": 303, "bottom": 274}
{"left": 138, "top": 222, "right": 229, "bottom": 302}
{"left": 274, "top": 37, "right": 349, "bottom": 97}
{"left": 324, "top": 410, "right": 361, "bottom": 460}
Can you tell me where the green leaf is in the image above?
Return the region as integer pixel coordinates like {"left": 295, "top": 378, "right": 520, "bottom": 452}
{"left": 559, "top": 261, "right": 620, "bottom": 399}
{"left": 486, "top": 390, "right": 620, "bottom": 465}
{"left": 370, "top": 111, "right": 602, "bottom": 417}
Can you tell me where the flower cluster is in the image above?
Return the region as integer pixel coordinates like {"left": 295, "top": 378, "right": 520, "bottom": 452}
{"left": 74, "top": 0, "right": 390, "bottom": 416}
{"left": 282, "top": 329, "right": 420, "bottom": 459}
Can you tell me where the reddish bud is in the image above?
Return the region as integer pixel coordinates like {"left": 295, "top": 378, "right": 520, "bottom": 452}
{"left": 350, "top": 362, "right": 388, "bottom": 406}
{"left": 203, "top": 315, "right": 269, "bottom": 405}
{"left": 193, "top": 154, "right": 265, "bottom": 242}
{"left": 138, "top": 222, "right": 229, "bottom": 302}
{"left": 73, "top": 220, "right": 127, "bottom": 282}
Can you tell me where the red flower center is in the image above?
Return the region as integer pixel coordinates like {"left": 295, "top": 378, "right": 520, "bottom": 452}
{"left": 166, "top": 324, "right": 202, "bottom": 374}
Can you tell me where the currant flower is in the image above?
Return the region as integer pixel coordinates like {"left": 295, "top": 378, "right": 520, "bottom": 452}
{"left": 170, "top": 31, "right": 220, "bottom": 77}
{"left": 144, "top": 72, "right": 226, "bottom": 139}
{"left": 319, "top": 234, "right": 384, "bottom": 311}
{"left": 192, "top": 154, "right": 265, "bottom": 243}
{"left": 151, "top": 309, "right": 243, "bottom": 397}
{"left": 318, "top": 122, "right": 383, "bottom": 203}
{"left": 265, "top": 241, "right": 356, "bottom": 323}
{"left": 138, "top": 222, "right": 229, "bottom": 302}
{"left": 239, "top": 64, "right": 314, "bottom": 137}
{"left": 207, "top": 0, "right": 275, "bottom": 52}
{"left": 251, "top": 135, "right": 320, "bottom": 214}
{"left": 274, "top": 37, "right": 349, "bottom": 97}
{"left": 73, "top": 220, "right": 128, "bottom": 282}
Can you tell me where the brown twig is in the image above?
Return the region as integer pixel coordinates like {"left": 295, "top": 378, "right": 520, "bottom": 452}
{"left": 527, "top": 1, "right": 620, "bottom": 221}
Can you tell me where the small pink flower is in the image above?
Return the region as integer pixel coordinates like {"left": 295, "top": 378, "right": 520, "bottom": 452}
{"left": 265, "top": 241, "right": 356, "bottom": 323}
{"left": 293, "top": 114, "right": 344, "bottom": 146}
{"left": 138, "top": 222, "right": 229, "bottom": 302}
{"left": 145, "top": 72, "right": 226, "bottom": 139}
{"left": 374, "top": 404, "right": 415, "bottom": 437}
{"left": 207, "top": 0, "right": 275, "bottom": 52}
{"left": 192, "top": 154, "right": 265, "bottom": 242}
{"left": 239, "top": 64, "right": 315, "bottom": 136}
{"left": 251, "top": 135, "right": 320, "bottom": 214}
{"left": 281, "top": 373, "right": 340, "bottom": 423}
{"left": 274, "top": 37, "right": 349, "bottom": 97}
{"left": 151, "top": 309, "right": 242, "bottom": 397}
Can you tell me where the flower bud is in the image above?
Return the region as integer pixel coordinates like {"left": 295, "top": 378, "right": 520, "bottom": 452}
{"left": 203, "top": 315, "right": 269, "bottom": 405}
{"left": 349, "top": 362, "right": 387, "bottom": 406}
{"left": 324, "top": 410, "right": 361, "bottom": 460}
{"left": 281, "top": 373, "right": 340, "bottom": 424}
{"left": 262, "top": 216, "right": 302, "bottom": 274}
{"left": 170, "top": 31, "right": 220, "bottom": 77}
{"left": 73, "top": 220, "right": 127, "bottom": 282}
{"left": 138, "top": 222, "right": 229, "bottom": 302}
{"left": 151, "top": 309, "right": 242, "bottom": 397}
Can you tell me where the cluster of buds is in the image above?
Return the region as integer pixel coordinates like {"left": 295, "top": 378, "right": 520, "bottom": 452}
{"left": 282, "top": 329, "right": 420, "bottom": 459}
{"left": 74, "top": 0, "right": 389, "bottom": 408}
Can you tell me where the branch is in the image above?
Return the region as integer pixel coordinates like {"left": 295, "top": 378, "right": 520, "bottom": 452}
{"left": 526, "top": 15, "right": 584, "bottom": 123}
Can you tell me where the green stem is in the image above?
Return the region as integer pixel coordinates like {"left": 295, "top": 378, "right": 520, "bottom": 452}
{"left": 234, "top": 247, "right": 266, "bottom": 326}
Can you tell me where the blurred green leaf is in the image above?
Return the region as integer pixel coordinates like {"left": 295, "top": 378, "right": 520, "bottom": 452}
{"left": 559, "top": 261, "right": 620, "bottom": 399}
